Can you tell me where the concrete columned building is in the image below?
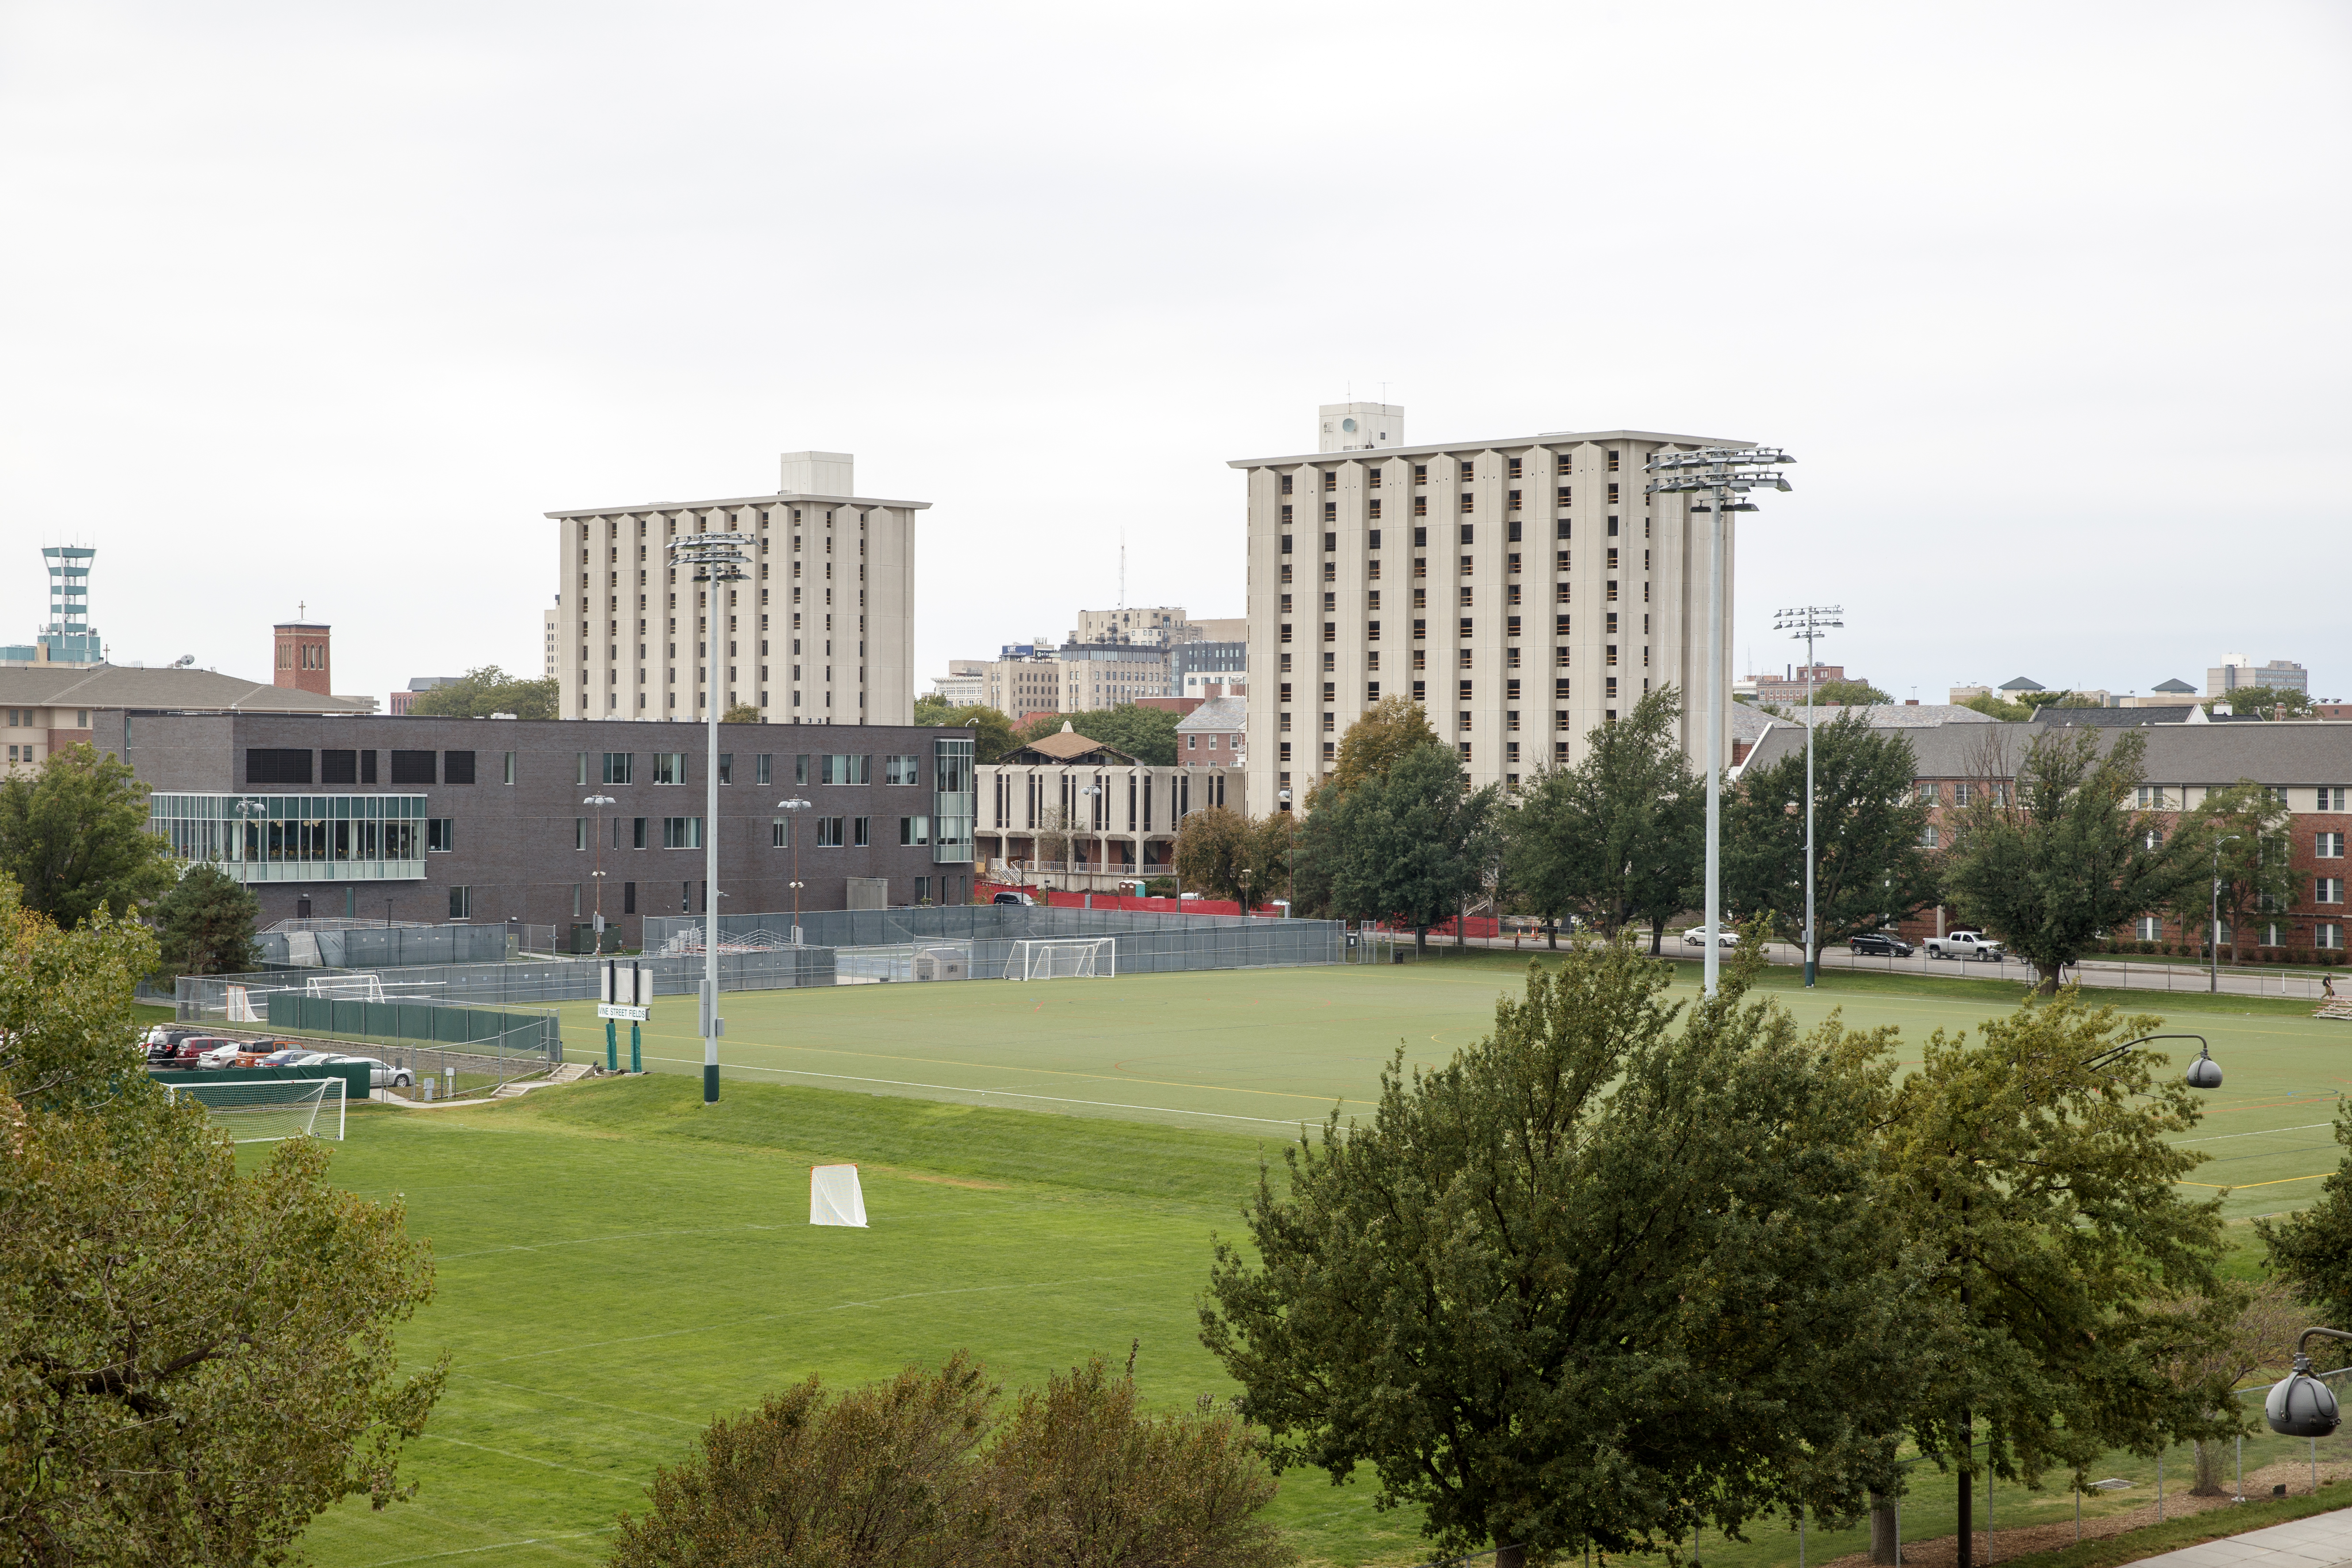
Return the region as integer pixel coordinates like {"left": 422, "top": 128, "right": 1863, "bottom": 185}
{"left": 1228, "top": 411, "right": 1746, "bottom": 808}
{"left": 548, "top": 451, "right": 926, "bottom": 726}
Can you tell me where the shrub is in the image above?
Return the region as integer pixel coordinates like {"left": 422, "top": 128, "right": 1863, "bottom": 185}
{"left": 2139, "top": 940, "right": 2156, "bottom": 955}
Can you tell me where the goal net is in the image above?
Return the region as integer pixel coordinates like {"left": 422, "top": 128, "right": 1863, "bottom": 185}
{"left": 1005, "top": 937, "right": 1117, "bottom": 981}
{"left": 164, "top": 1077, "right": 346, "bottom": 1143}
{"left": 306, "top": 973, "right": 386, "bottom": 1003}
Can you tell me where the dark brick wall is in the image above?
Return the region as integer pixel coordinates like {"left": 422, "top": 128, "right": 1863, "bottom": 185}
{"left": 99, "top": 712, "right": 973, "bottom": 946}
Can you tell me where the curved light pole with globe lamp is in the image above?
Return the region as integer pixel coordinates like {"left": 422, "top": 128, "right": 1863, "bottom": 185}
{"left": 2264, "top": 1326, "right": 2349, "bottom": 1498}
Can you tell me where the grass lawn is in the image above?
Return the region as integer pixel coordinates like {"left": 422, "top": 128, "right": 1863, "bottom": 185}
{"left": 287, "top": 954, "right": 2352, "bottom": 1566}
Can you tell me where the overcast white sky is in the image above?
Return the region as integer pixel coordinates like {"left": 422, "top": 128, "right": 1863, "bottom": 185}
{"left": 4, "top": 1, "right": 2347, "bottom": 708}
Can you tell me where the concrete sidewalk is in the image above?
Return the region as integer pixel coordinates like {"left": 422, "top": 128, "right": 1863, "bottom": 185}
{"left": 2132, "top": 1509, "right": 2352, "bottom": 1568}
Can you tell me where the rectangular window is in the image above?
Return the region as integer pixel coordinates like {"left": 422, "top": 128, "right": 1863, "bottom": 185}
{"left": 662, "top": 816, "right": 704, "bottom": 849}
{"left": 426, "top": 818, "right": 455, "bottom": 853}
{"left": 602, "top": 752, "right": 634, "bottom": 785}
{"left": 633, "top": 817, "right": 647, "bottom": 848}
{"left": 449, "top": 886, "right": 472, "bottom": 920}
{"left": 2319, "top": 923, "right": 2344, "bottom": 950}
{"left": 575, "top": 817, "right": 588, "bottom": 851}
{"left": 576, "top": 752, "right": 589, "bottom": 786}
{"left": 361, "top": 750, "right": 377, "bottom": 784}
{"left": 2320, "top": 878, "right": 2346, "bottom": 904}
{"left": 755, "top": 754, "right": 773, "bottom": 786}
{"left": 1323, "top": 501, "right": 1336, "bottom": 523}
{"left": 651, "top": 752, "right": 686, "bottom": 784}
{"left": 772, "top": 817, "right": 792, "bottom": 847}
{"left": 2319, "top": 786, "right": 2348, "bottom": 811}
{"left": 795, "top": 755, "right": 809, "bottom": 786}
{"left": 821, "top": 755, "right": 871, "bottom": 785}
{"left": 718, "top": 754, "right": 733, "bottom": 785}
{"left": 2319, "top": 832, "right": 2346, "bottom": 858}
{"left": 900, "top": 815, "right": 931, "bottom": 845}
{"left": 319, "top": 749, "right": 358, "bottom": 784}
{"left": 818, "top": 816, "right": 845, "bottom": 847}
{"left": 885, "top": 754, "right": 921, "bottom": 785}
{"left": 246, "top": 748, "right": 313, "bottom": 785}
{"left": 443, "top": 750, "right": 476, "bottom": 785}
{"left": 1459, "top": 493, "right": 1475, "bottom": 515}
{"left": 390, "top": 750, "right": 436, "bottom": 785}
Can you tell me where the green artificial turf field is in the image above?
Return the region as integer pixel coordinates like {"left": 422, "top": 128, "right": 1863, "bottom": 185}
{"left": 288, "top": 955, "right": 2352, "bottom": 1567}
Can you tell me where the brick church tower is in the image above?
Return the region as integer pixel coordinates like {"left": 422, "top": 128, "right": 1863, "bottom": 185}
{"left": 273, "top": 615, "right": 332, "bottom": 696}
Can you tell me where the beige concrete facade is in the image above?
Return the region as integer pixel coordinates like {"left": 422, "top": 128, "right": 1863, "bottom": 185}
{"left": 1228, "top": 423, "right": 1746, "bottom": 809}
{"left": 976, "top": 759, "right": 1243, "bottom": 881}
{"left": 979, "top": 648, "right": 1169, "bottom": 720}
{"left": 548, "top": 452, "right": 927, "bottom": 728}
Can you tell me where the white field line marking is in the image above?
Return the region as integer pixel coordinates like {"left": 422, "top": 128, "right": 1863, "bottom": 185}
{"left": 460, "top": 1273, "right": 1184, "bottom": 1370}
{"left": 2167, "top": 1123, "right": 2335, "bottom": 1146}
{"left": 354, "top": 1529, "right": 614, "bottom": 1567}
{"left": 414, "top": 1433, "right": 641, "bottom": 1484}
{"left": 635, "top": 1054, "right": 1316, "bottom": 1128}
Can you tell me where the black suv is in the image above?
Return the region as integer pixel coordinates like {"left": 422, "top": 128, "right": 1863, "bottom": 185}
{"left": 1848, "top": 932, "right": 1914, "bottom": 958}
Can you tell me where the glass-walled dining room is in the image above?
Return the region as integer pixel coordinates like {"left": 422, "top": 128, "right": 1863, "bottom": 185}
{"left": 147, "top": 793, "right": 429, "bottom": 883}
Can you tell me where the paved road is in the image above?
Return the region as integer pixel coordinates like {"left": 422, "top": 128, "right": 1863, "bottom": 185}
{"left": 1453, "top": 932, "right": 2340, "bottom": 1004}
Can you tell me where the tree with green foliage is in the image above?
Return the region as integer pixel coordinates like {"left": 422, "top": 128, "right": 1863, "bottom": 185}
{"left": 0, "top": 877, "right": 445, "bottom": 1563}
{"left": 1015, "top": 704, "right": 1181, "bottom": 765}
{"left": 1202, "top": 942, "right": 1938, "bottom": 1568}
{"left": 1723, "top": 710, "right": 1940, "bottom": 946}
{"left": 1504, "top": 688, "right": 1700, "bottom": 953}
{"left": 1299, "top": 743, "right": 1497, "bottom": 953}
{"left": 0, "top": 742, "right": 176, "bottom": 928}
{"left": 405, "top": 664, "right": 559, "bottom": 720}
{"left": 608, "top": 1351, "right": 1290, "bottom": 1568}
{"left": 1174, "top": 805, "right": 1251, "bottom": 903}
{"left": 1940, "top": 728, "right": 2195, "bottom": 992}
{"left": 1314, "top": 694, "right": 1441, "bottom": 805}
{"left": 2165, "top": 782, "right": 2296, "bottom": 962}
{"left": 1872, "top": 994, "right": 2237, "bottom": 1545}
{"left": 2257, "top": 1101, "right": 2352, "bottom": 1324}
{"left": 721, "top": 702, "right": 761, "bottom": 724}
{"left": 915, "top": 701, "right": 1020, "bottom": 763}
{"left": 1957, "top": 693, "right": 2032, "bottom": 721}
{"left": 151, "top": 863, "right": 263, "bottom": 978}
{"left": 1814, "top": 678, "right": 1893, "bottom": 706}
{"left": 2204, "top": 686, "right": 2314, "bottom": 720}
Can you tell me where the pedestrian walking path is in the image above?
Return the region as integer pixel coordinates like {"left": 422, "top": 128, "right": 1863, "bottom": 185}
{"left": 2129, "top": 1508, "right": 2352, "bottom": 1568}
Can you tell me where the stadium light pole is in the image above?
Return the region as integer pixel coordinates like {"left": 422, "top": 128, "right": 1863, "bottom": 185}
{"left": 2211, "top": 834, "right": 2239, "bottom": 993}
{"left": 778, "top": 797, "right": 812, "bottom": 943}
{"left": 669, "top": 525, "right": 751, "bottom": 1105}
{"left": 1772, "top": 606, "right": 1843, "bottom": 987}
{"left": 583, "top": 794, "right": 616, "bottom": 947}
{"left": 1646, "top": 446, "right": 1796, "bottom": 998}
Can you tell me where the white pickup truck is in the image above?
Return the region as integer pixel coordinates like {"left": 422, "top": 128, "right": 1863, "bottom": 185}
{"left": 1924, "top": 930, "right": 2005, "bottom": 962}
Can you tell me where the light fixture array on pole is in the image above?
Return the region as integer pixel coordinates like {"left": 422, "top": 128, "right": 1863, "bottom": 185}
{"left": 1646, "top": 446, "right": 1796, "bottom": 998}
{"left": 777, "top": 797, "right": 812, "bottom": 945}
{"left": 668, "top": 527, "right": 752, "bottom": 1105}
{"left": 1772, "top": 605, "right": 1843, "bottom": 987}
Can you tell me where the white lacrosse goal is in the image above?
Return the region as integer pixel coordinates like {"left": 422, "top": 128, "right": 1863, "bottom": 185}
{"left": 164, "top": 1077, "right": 346, "bottom": 1143}
{"left": 1005, "top": 937, "right": 1117, "bottom": 981}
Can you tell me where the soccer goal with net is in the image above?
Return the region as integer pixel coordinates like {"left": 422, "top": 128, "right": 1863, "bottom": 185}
{"left": 163, "top": 1078, "right": 346, "bottom": 1143}
{"left": 1005, "top": 937, "right": 1117, "bottom": 981}
{"left": 305, "top": 973, "right": 387, "bottom": 1003}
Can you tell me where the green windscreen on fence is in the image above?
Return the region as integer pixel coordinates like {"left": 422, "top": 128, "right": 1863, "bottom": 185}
{"left": 265, "top": 993, "right": 553, "bottom": 1050}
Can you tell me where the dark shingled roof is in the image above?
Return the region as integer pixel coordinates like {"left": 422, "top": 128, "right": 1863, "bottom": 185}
{"left": 1742, "top": 719, "right": 2352, "bottom": 783}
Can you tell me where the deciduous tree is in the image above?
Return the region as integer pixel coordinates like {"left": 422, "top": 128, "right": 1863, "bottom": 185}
{"left": 1814, "top": 679, "right": 1893, "bottom": 706}
{"left": 916, "top": 702, "right": 1019, "bottom": 763}
{"left": 1301, "top": 743, "right": 1496, "bottom": 953}
{"left": 1723, "top": 711, "right": 1940, "bottom": 945}
{"left": 1504, "top": 689, "right": 1700, "bottom": 953}
{"left": 721, "top": 702, "right": 761, "bottom": 724}
{"left": 1201, "top": 942, "right": 1937, "bottom": 1566}
{"left": 1314, "top": 695, "right": 1441, "bottom": 804}
{"left": 0, "top": 742, "right": 176, "bottom": 929}
{"left": 1015, "top": 705, "right": 1180, "bottom": 765}
{"left": 0, "top": 878, "right": 444, "bottom": 1565}
{"left": 1940, "top": 728, "right": 2194, "bottom": 992}
{"left": 151, "top": 863, "right": 264, "bottom": 978}
{"left": 2257, "top": 1100, "right": 2352, "bottom": 1325}
{"left": 2166, "top": 782, "right": 2296, "bottom": 962}
{"left": 1173, "top": 805, "right": 1251, "bottom": 904}
{"left": 405, "top": 664, "right": 559, "bottom": 720}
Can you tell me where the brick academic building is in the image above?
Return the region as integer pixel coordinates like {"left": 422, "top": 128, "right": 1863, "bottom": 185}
{"left": 1740, "top": 719, "right": 2350, "bottom": 955}
{"left": 100, "top": 712, "right": 975, "bottom": 948}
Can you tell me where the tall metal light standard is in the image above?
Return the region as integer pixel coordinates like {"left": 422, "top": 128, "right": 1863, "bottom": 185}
{"left": 2211, "top": 834, "right": 2239, "bottom": 993}
{"left": 777, "top": 797, "right": 812, "bottom": 944}
{"left": 668, "top": 525, "right": 751, "bottom": 1105}
{"left": 1645, "top": 447, "right": 1797, "bottom": 997}
{"left": 583, "top": 794, "right": 616, "bottom": 943}
{"left": 1773, "top": 606, "right": 1843, "bottom": 987}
